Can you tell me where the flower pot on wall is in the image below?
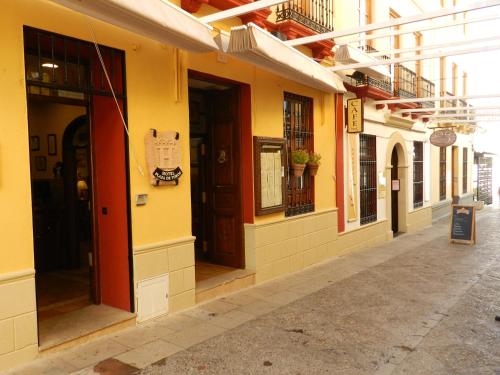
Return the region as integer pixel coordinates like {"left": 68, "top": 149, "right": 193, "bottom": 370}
{"left": 307, "top": 163, "right": 319, "bottom": 176}
{"left": 291, "top": 163, "right": 306, "bottom": 177}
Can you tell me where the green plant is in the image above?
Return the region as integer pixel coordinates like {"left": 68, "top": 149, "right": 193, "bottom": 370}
{"left": 308, "top": 152, "right": 321, "bottom": 165}
{"left": 291, "top": 149, "right": 309, "bottom": 164}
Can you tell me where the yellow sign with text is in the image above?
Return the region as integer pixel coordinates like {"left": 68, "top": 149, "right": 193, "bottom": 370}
{"left": 347, "top": 98, "right": 364, "bottom": 133}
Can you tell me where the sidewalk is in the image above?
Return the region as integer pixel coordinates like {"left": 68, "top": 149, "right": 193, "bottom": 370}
{"left": 6, "top": 208, "right": 500, "bottom": 374}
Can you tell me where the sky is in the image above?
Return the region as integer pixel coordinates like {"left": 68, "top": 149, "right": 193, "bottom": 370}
{"left": 454, "top": 4, "right": 500, "bottom": 203}
{"left": 457, "top": 6, "right": 500, "bottom": 154}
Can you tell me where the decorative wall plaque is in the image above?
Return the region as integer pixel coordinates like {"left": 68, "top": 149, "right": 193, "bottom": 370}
{"left": 145, "top": 129, "right": 182, "bottom": 186}
{"left": 253, "top": 137, "right": 287, "bottom": 216}
{"left": 430, "top": 129, "right": 457, "bottom": 147}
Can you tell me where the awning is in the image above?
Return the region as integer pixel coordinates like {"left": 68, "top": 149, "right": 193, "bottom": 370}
{"left": 335, "top": 45, "right": 390, "bottom": 80}
{"left": 227, "top": 24, "right": 346, "bottom": 93}
{"left": 49, "top": 0, "right": 219, "bottom": 53}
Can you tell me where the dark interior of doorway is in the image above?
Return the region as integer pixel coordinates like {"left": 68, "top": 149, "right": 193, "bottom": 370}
{"left": 391, "top": 147, "right": 399, "bottom": 235}
{"left": 28, "top": 98, "right": 93, "bottom": 322}
{"left": 188, "top": 75, "right": 245, "bottom": 285}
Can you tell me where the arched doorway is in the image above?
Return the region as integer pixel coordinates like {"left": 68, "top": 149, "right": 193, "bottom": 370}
{"left": 385, "top": 133, "right": 409, "bottom": 239}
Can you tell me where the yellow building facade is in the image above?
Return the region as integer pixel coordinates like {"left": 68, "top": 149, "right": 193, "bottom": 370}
{"left": 0, "top": 0, "right": 475, "bottom": 370}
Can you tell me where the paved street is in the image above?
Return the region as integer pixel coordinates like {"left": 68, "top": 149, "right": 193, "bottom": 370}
{"left": 7, "top": 208, "right": 500, "bottom": 375}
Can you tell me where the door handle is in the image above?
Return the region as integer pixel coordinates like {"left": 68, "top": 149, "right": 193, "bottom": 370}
{"left": 217, "top": 150, "right": 227, "bottom": 164}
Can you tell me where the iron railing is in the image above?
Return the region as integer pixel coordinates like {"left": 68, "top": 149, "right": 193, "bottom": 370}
{"left": 442, "top": 91, "right": 456, "bottom": 114}
{"left": 348, "top": 46, "right": 392, "bottom": 94}
{"left": 347, "top": 74, "right": 393, "bottom": 94}
{"left": 360, "top": 134, "right": 377, "bottom": 225}
{"left": 418, "top": 77, "right": 435, "bottom": 108}
{"left": 276, "top": 0, "right": 334, "bottom": 34}
{"left": 394, "top": 64, "right": 417, "bottom": 98}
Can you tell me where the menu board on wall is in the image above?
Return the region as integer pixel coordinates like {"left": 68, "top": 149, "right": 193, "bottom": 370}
{"left": 254, "top": 137, "right": 287, "bottom": 216}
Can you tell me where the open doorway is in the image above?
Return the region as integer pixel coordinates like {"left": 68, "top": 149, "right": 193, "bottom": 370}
{"left": 391, "top": 147, "right": 399, "bottom": 235}
{"left": 188, "top": 73, "right": 252, "bottom": 300}
{"left": 29, "top": 102, "right": 92, "bottom": 321}
{"left": 24, "top": 27, "right": 134, "bottom": 349}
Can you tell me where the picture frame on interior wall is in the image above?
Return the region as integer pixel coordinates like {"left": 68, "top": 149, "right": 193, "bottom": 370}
{"left": 47, "top": 134, "right": 57, "bottom": 155}
{"left": 35, "top": 156, "right": 47, "bottom": 171}
{"left": 30, "top": 135, "right": 39, "bottom": 151}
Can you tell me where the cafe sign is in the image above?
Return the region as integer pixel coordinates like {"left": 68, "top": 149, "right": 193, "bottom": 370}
{"left": 430, "top": 128, "right": 457, "bottom": 147}
{"left": 346, "top": 98, "right": 364, "bottom": 133}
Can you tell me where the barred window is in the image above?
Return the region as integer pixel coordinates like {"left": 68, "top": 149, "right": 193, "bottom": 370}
{"left": 439, "top": 147, "right": 447, "bottom": 201}
{"left": 284, "top": 92, "right": 314, "bottom": 217}
{"left": 360, "top": 134, "right": 377, "bottom": 225}
{"left": 413, "top": 141, "right": 424, "bottom": 208}
{"left": 463, "top": 147, "right": 468, "bottom": 193}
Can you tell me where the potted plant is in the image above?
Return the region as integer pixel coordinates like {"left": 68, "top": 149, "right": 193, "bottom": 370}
{"left": 291, "top": 149, "right": 309, "bottom": 177}
{"left": 307, "top": 152, "right": 321, "bottom": 176}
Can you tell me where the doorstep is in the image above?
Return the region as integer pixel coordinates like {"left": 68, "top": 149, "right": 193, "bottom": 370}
{"left": 195, "top": 264, "right": 256, "bottom": 304}
{"left": 38, "top": 304, "right": 136, "bottom": 353}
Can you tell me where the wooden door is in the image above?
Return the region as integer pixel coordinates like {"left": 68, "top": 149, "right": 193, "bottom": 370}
{"left": 209, "top": 88, "right": 243, "bottom": 268}
{"left": 391, "top": 148, "right": 399, "bottom": 234}
{"left": 91, "top": 96, "right": 131, "bottom": 311}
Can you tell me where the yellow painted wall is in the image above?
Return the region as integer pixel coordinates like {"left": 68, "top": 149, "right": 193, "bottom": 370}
{"left": 1, "top": 0, "right": 338, "bottom": 274}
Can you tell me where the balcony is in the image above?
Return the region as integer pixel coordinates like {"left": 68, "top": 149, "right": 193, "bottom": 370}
{"left": 346, "top": 71, "right": 393, "bottom": 102}
{"left": 418, "top": 77, "right": 435, "bottom": 109}
{"left": 342, "top": 46, "right": 393, "bottom": 101}
{"left": 440, "top": 91, "right": 457, "bottom": 116}
{"left": 182, "top": 0, "right": 336, "bottom": 60}
{"left": 275, "top": 0, "right": 334, "bottom": 34}
{"left": 394, "top": 64, "right": 417, "bottom": 99}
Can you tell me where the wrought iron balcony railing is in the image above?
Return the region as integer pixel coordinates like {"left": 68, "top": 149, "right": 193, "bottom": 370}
{"left": 394, "top": 64, "right": 417, "bottom": 99}
{"left": 442, "top": 91, "right": 457, "bottom": 115}
{"left": 347, "top": 74, "right": 393, "bottom": 94}
{"left": 418, "top": 77, "right": 435, "bottom": 108}
{"left": 275, "top": 0, "right": 335, "bottom": 34}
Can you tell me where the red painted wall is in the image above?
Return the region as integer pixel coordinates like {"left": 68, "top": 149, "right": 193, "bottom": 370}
{"left": 91, "top": 96, "right": 131, "bottom": 311}
{"left": 335, "top": 94, "right": 345, "bottom": 233}
{"left": 240, "top": 84, "right": 254, "bottom": 224}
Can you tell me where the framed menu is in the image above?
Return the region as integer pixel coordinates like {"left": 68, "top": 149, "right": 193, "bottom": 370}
{"left": 253, "top": 137, "right": 287, "bottom": 216}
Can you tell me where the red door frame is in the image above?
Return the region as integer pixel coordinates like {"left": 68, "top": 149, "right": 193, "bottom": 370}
{"left": 188, "top": 70, "right": 254, "bottom": 268}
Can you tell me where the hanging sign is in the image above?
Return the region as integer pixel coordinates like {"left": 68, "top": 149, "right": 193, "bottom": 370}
{"left": 145, "top": 129, "right": 182, "bottom": 186}
{"left": 346, "top": 98, "right": 364, "bottom": 133}
{"left": 449, "top": 205, "right": 476, "bottom": 245}
{"left": 430, "top": 129, "right": 457, "bottom": 147}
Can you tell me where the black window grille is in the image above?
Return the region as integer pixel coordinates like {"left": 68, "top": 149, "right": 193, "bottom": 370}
{"left": 360, "top": 134, "right": 377, "bottom": 225}
{"left": 463, "top": 148, "right": 468, "bottom": 193}
{"left": 439, "top": 147, "right": 447, "bottom": 201}
{"left": 284, "top": 93, "right": 314, "bottom": 217}
{"left": 413, "top": 141, "right": 424, "bottom": 208}
{"left": 23, "top": 27, "right": 125, "bottom": 99}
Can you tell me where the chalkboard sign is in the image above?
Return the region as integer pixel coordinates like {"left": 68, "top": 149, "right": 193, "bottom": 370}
{"left": 449, "top": 205, "right": 476, "bottom": 245}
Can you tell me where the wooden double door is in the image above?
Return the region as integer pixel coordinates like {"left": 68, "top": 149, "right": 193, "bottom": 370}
{"left": 189, "top": 84, "right": 244, "bottom": 269}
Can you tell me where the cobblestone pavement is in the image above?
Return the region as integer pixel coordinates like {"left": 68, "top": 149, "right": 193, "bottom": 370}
{"left": 6, "top": 208, "right": 500, "bottom": 375}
